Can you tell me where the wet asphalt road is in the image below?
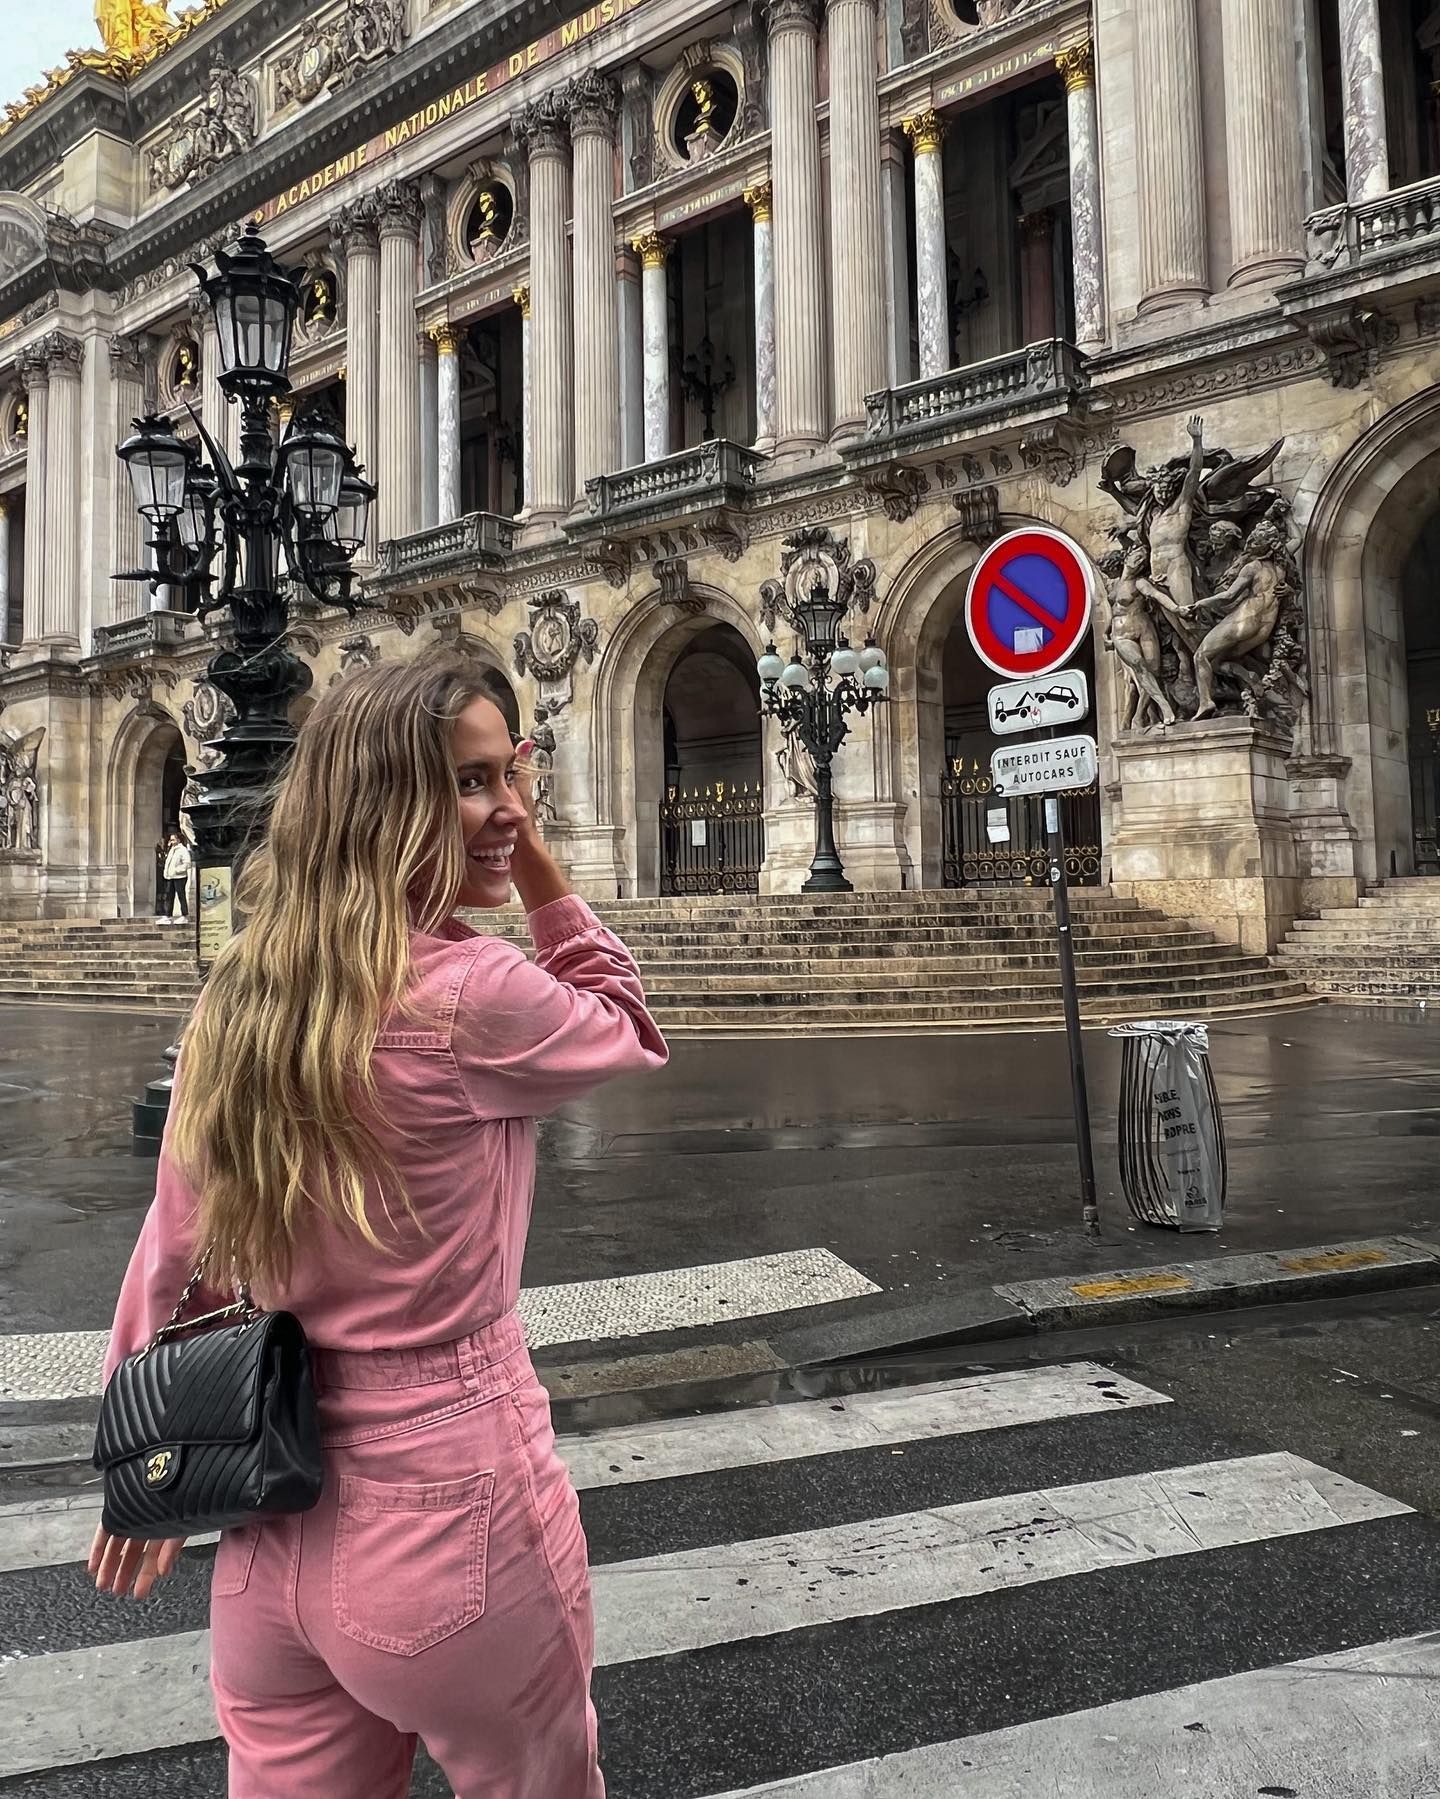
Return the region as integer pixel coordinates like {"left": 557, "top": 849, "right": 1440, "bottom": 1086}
{"left": 1, "top": 998, "right": 1437, "bottom": 1337}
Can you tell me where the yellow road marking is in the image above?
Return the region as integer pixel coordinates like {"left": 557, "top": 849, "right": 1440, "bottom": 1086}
{"left": 1277, "top": 1248, "right": 1390, "bottom": 1274}
{"left": 1070, "top": 1272, "right": 1194, "bottom": 1301}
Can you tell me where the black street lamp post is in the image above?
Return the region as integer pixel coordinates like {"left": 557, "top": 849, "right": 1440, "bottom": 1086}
{"left": 756, "top": 574, "right": 889, "bottom": 894}
{"left": 118, "top": 222, "right": 378, "bottom": 1143}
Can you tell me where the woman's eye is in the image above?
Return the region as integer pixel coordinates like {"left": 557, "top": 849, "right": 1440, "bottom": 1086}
{"left": 504, "top": 768, "right": 518, "bottom": 787}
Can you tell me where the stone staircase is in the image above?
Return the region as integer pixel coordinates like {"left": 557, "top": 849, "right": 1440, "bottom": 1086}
{"left": 1276, "top": 877, "right": 1440, "bottom": 1001}
{"left": 0, "top": 891, "right": 1312, "bottom": 1036}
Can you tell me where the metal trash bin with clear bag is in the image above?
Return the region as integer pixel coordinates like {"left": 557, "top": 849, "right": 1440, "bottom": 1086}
{"left": 1108, "top": 1020, "right": 1227, "bottom": 1231}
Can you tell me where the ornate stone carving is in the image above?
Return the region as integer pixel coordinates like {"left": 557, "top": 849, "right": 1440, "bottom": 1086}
{"left": 764, "top": 0, "right": 821, "bottom": 33}
{"left": 331, "top": 195, "right": 380, "bottom": 257}
{"left": 147, "top": 56, "right": 257, "bottom": 192}
{"left": 182, "top": 680, "right": 236, "bottom": 743}
{"left": 328, "top": 635, "right": 381, "bottom": 684}
{"left": 1105, "top": 344, "right": 1323, "bottom": 419}
{"left": 759, "top": 526, "right": 876, "bottom": 633}
{"left": 977, "top": 0, "right": 1047, "bottom": 20}
{"left": 374, "top": 177, "right": 423, "bottom": 235}
{"left": 1099, "top": 416, "right": 1306, "bottom": 741}
{"left": 20, "top": 331, "right": 83, "bottom": 382}
{"left": 503, "top": 128, "right": 531, "bottom": 247}
{"left": 862, "top": 464, "right": 930, "bottom": 522}
{"left": 419, "top": 174, "right": 448, "bottom": 284}
{"left": 518, "top": 91, "right": 571, "bottom": 156}
{"left": 733, "top": 3, "right": 768, "bottom": 134}
{"left": 513, "top": 591, "right": 600, "bottom": 683}
{"left": 520, "top": 704, "right": 564, "bottom": 825}
{"left": 1300, "top": 304, "right": 1398, "bottom": 389}
{"left": 952, "top": 484, "right": 1001, "bottom": 542}
{"left": 654, "top": 556, "right": 707, "bottom": 615}
{"left": 899, "top": 0, "right": 929, "bottom": 63}
{"left": 565, "top": 70, "right": 621, "bottom": 136}
{"left": 0, "top": 194, "right": 47, "bottom": 288}
{"left": 1055, "top": 42, "right": 1094, "bottom": 91}
{"left": 273, "top": 0, "right": 406, "bottom": 108}
{"left": 620, "top": 64, "right": 655, "bottom": 189}
{"left": 0, "top": 726, "right": 42, "bottom": 854}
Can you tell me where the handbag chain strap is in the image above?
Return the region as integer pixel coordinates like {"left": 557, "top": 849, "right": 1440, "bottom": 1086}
{"left": 149, "top": 1263, "right": 259, "bottom": 1348}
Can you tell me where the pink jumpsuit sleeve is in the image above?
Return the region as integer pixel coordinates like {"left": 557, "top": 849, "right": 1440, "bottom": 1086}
{"left": 452, "top": 895, "right": 668, "bottom": 1121}
{"left": 102, "top": 1132, "right": 211, "bottom": 1385}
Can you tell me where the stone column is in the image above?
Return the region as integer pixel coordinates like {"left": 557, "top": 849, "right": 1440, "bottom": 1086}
{"left": 18, "top": 351, "right": 47, "bottom": 643}
{"left": 431, "top": 322, "right": 464, "bottom": 524}
{"left": 745, "top": 182, "right": 777, "bottom": 450}
{"left": 0, "top": 498, "right": 10, "bottom": 642}
{"left": 618, "top": 248, "right": 644, "bottom": 469}
{"left": 567, "top": 72, "right": 622, "bottom": 497}
{"left": 198, "top": 310, "right": 227, "bottom": 462}
{"left": 904, "top": 110, "right": 950, "bottom": 380}
{"left": 521, "top": 96, "right": 573, "bottom": 519}
{"left": 631, "top": 231, "right": 671, "bottom": 462}
{"left": 1057, "top": 43, "right": 1105, "bottom": 347}
{"left": 1339, "top": 0, "right": 1389, "bottom": 201}
{"left": 513, "top": 284, "right": 534, "bottom": 512}
{"left": 1019, "top": 209, "right": 1057, "bottom": 341}
{"left": 32, "top": 333, "right": 82, "bottom": 644}
{"left": 825, "top": 0, "right": 886, "bottom": 437}
{"left": 766, "top": 0, "right": 827, "bottom": 450}
{"left": 109, "top": 336, "right": 148, "bottom": 624}
{"left": 1134, "top": 0, "right": 1209, "bottom": 311}
{"left": 1219, "top": 0, "right": 1305, "bottom": 285}
{"left": 879, "top": 134, "right": 913, "bottom": 387}
{"left": 376, "top": 179, "right": 423, "bottom": 542}
{"left": 332, "top": 201, "right": 380, "bottom": 557}
{"left": 418, "top": 328, "right": 439, "bottom": 528}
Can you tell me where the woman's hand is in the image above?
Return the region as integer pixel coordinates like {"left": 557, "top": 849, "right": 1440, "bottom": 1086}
{"left": 508, "top": 752, "right": 572, "bottom": 912}
{"left": 88, "top": 1522, "right": 186, "bottom": 1600}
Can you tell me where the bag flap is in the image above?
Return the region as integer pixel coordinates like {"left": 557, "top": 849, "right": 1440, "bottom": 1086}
{"left": 93, "top": 1313, "right": 299, "bottom": 1469}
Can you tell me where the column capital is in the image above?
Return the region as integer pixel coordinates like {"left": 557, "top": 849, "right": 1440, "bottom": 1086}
{"left": 275, "top": 397, "right": 296, "bottom": 426}
{"left": 565, "top": 69, "right": 621, "bottom": 138}
{"left": 108, "top": 332, "right": 151, "bottom": 381}
{"left": 519, "top": 91, "right": 571, "bottom": 158}
{"left": 330, "top": 197, "right": 380, "bottom": 256}
{"left": 513, "top": 283, "right": 531, "bottom": 317}
{"left": 429, "top": 321, "right": 465, "bottom": 354}
{"left": 903, "top": 109, "right": 947, "bottom": 154}
{"left": 764, "top": 0, "right": 822, "bottom": 36}
{"left": 21, "top": 330, "right": 82, "bottom": 383}
{"left": 374, "top": 178, "right": 424, "bottom": 238}
{"left": 744, "top": 180, "right": 773, "bottom": 222}
{"left": 1056, "top": 42, "right": 1095, "bottom": 93}
{"left": 631, "top": 229, "right": 671, "bottom": 267}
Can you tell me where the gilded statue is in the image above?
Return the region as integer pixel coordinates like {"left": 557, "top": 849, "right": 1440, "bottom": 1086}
{"left": 685, "top": 76, "right": 720, "bottom": 162}
{"left": 469, "top": 189, "right": 500, "bottom": 256}
{"left": 14, "top": 396, "right": 27, "bottom": 441}
{"left": 175, "top": 342, "right": 198, "bottom": 389}
{"left": 95, "top": 0, "right": 173, "bottom": 58}
{"left": 307, "top": 274, "right": 335, "bottom": 324}
{"left": 1099, "top": 417, "right": 1306, "bottom": 744}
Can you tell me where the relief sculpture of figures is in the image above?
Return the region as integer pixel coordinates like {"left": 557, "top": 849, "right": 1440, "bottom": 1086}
{"left": 1098, "top": 417, "right": 1306, "bottom": 746}
{"left": 0, "top": 727, "right": 44, "bottom": 853}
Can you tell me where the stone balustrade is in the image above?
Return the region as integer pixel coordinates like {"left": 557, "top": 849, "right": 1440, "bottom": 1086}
{"left": 861, "top": 339, "right": 1088, "bottom": 450}
{"left": 88, "top": 610, "right": 192, "bottom": 663}
{"left": 375, "top": 512, "right": 516, "bottom": 582}
{"left": 1305, "top": 173, "right": 1440, "bottom": 272}
{"left": 584, "top": 439, "right": 767, "bottom": 522}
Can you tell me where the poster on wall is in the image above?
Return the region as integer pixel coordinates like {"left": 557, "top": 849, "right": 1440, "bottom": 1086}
{"left": 197, "top": 861, "right": 233, "bottom": 969}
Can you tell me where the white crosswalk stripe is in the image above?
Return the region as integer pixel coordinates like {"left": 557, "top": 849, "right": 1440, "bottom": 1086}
{"left": 0, "top": 1248, "right": 879, "bottom": 1403}
{"left": 0, "top": 1358, "right": 1436, "bottom": 1796}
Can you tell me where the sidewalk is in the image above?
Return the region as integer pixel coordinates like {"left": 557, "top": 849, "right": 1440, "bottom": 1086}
{"left": 2, "top": 1000, "right": 1437, "bottom": 1415}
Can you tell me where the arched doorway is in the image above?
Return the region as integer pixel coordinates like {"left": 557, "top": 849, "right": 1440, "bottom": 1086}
{"left": 937, "top": 614, "right": 1099, "bottom": 885}
{"left": 128, "top": 722, "right": 186, "bottom": 917}
{"left": 657, "top": 622, "right": 764, "bottom": 894}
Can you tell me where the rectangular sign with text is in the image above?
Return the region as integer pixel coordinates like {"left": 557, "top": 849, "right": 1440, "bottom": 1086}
{"left": 990, "top": 733, "right": 1098, "bottom": 797}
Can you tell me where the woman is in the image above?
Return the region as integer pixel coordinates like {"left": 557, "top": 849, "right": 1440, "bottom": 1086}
{"left": 161, "top": 829, "right": 193, "bottom": 923}
{"left": 89, "top": 654, "right": 667, "bottom": 1797}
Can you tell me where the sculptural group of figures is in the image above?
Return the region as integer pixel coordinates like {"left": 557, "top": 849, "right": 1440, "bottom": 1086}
{"left": 0, "top": 728, "right": 43, "bottom": 854}
{"left": 1098, "top": 418, "right": 1309, "bottom": 744}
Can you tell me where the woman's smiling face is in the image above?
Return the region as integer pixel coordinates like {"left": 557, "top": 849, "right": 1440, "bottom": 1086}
{"left": 451, "top": 697, "right": 527, "bottom": 908}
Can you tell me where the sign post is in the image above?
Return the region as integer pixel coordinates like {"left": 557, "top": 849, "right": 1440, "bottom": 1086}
{"left": 978, "top": 527, "right": 1100, "bottom": 1235}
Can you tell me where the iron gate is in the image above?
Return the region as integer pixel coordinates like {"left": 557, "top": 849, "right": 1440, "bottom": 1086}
{"left": 659, "top": 782, "right": 765, "bottom": 894}
{"left": 941, "top": 757, "right": 1102, "bottom": 887}
{"left": 1413, "top": 706, "right": 1440, "bottom": 876}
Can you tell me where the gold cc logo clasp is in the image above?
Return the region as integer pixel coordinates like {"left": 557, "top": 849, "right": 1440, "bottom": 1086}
{"left": 145, "top": 1450, "right": 174, "bottom": 1486}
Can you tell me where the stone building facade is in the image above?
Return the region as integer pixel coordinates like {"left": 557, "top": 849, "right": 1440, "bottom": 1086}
{"left": 0, "top": 0, "right": 1437, "bottom": 954}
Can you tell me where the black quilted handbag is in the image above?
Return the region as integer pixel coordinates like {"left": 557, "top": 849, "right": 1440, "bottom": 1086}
{"left": 93, "top": 1271, "right": 324, "bottom": 1539}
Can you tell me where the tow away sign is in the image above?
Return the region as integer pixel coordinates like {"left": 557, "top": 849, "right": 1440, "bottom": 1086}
{"left": 991, "top": 733, "right": 1098, "bottom": 796}
{"left": 987, "top": 668, "right": 1090, "bottom": 735}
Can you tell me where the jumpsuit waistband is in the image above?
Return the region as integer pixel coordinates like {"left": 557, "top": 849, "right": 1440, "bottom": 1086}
{"left": 311, "top": 1311, "right": 530, "bottom": 1401}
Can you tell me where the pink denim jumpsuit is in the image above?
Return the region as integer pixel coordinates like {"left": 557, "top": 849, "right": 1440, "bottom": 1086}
{"left": 103, "top": 898, "right": 669, "bottom": 1798}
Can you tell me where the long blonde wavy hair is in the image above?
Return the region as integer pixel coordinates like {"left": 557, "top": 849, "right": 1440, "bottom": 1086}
{"left": 171, "top": 652, "right": 498, "bottom": 1289}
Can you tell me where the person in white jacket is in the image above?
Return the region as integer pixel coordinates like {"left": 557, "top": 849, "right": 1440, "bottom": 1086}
{"left": 160, "top": 831, "right": 192, "bottom": 923}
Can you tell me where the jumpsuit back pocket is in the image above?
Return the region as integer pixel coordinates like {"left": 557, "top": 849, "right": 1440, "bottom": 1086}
{"left": 333, "top": 1469, "right": 495, "bottom": 1655}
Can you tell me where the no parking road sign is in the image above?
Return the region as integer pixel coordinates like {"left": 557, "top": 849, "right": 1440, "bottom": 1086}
{"left": 964, "top": 525, "right": 1095, "bottom": 679}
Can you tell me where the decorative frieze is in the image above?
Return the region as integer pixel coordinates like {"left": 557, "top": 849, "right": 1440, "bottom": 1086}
{"left": 513, "top": 590, "right": 600, "bottom": 683}
{"left": 272, "top": 0, "right": 409, "bottom": 109}
{"left": 146, "top": 57, "right": 257, "bottom": 193}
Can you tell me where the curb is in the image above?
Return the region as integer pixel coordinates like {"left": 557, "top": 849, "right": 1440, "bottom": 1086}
{"left": 5, "top": 1237, "right": 1439, "bottom": 1472}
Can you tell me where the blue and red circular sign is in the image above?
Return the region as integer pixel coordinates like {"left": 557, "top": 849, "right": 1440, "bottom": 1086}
{"left": 964, "top": 526, "right": 1094, "bottom": 679}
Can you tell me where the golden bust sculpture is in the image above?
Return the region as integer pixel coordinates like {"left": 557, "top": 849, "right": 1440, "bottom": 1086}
{"left": 175, "top": 343, "right": 198, "bottom": 389}
{"left": 691, "top": 78, "right": 715, "bottom": 135}
{"left": 309, "top": 275, "right": 335, "bottom": 323}
{"left": 95, "top": 0, "right": 173, "bottom": 58}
